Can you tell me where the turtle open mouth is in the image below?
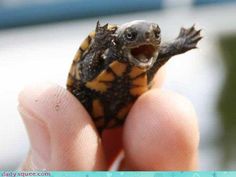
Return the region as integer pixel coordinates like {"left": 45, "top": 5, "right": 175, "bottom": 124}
{"left": 130, "top": 44, "right": 156, "bottom": 62}
{"left": 128, "top": 44, "right": 158, "bottom": 68}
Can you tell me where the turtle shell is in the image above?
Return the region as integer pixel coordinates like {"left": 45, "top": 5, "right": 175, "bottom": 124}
{"left": 67, "top": 30, "right": 96, "bottom": 90}
{"left": 85, "top": 61, "right": 148, "bottom": 130}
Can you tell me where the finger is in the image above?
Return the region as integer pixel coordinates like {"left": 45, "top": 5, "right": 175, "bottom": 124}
{"left": 101, "top": 127, "right": 123, "bottom": 167}
{"left": 18, "top": 83, "right": 107, "bottom": 170}
{"left": 123, "top": 89, "right": 199, "bottom": 170}
{"left": 151, "top": 65, "right": 166, "bottom": 88}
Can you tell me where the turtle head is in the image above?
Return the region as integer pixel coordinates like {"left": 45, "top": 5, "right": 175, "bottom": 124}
{"left": 115, "top": 20, "right": 161, "bottom": 69}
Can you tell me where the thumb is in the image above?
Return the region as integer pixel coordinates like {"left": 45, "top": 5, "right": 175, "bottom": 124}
{"left": 18, "top": 83, "right": 106, "bottom": 170}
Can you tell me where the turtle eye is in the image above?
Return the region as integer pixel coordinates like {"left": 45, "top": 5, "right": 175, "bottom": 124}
{"left": 125, "top": 30, "right": 137, "bottom": 41}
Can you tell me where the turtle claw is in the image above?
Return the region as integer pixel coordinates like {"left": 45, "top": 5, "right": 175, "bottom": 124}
{"left": 187, "top": 24, "right": 196, "bottom": 35}
{"left": 177, "top": 25, "right": 202, "bottom": 51}
{"left": 94, "top": 22, "right": 117, "bottom": 50}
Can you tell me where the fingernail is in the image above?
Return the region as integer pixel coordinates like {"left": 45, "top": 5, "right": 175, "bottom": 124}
{"left": 18, "top": 105, "right": 51, "bottom": 170}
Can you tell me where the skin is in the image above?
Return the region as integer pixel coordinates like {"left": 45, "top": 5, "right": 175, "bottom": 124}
{"left": 18, "top": 70, "right": 199, "bottom": 170}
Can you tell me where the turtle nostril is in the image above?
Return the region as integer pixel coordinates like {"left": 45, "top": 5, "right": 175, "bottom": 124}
{"left": 153, "top": 25, "right": 161, "bottom": 38}
{"left": 145, "top": 32, "right": 150, "bottom": 38}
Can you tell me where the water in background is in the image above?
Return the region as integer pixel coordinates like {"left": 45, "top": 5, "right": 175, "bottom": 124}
{"left": 0, "top": 0, "right": 236, "bottom": 170}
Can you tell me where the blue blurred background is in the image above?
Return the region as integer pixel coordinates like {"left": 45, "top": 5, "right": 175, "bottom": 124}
{"left": 0, "top": 0, "right": 236, "bottom": 170}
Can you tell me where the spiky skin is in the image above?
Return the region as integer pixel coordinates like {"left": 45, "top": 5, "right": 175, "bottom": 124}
{"left": 67, "top": 21, "right": 202, "bottom": 133}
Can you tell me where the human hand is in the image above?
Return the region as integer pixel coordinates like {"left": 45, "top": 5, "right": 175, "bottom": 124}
{"left": 18, "top": 70, "right": 199, "bottom": 170}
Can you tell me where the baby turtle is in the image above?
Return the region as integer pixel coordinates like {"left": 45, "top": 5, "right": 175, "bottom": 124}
{"left": 67, "top": 20, "right": 202, "bottom": 133}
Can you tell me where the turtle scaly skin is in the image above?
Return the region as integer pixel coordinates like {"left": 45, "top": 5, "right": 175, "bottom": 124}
{"left": 67, "top": 20, "right": 202, "bottom": 133}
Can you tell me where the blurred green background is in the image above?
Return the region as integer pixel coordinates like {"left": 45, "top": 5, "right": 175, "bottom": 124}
{"left": 0, "top": 0, "right": 236, "bottom": 170}
{"left": 219, "top": 35, "right": 236, "bottom": 168}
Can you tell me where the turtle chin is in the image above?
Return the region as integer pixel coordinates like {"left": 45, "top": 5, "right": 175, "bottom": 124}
{"left": 127, "top": 44, "right": 159, "bottom": 69}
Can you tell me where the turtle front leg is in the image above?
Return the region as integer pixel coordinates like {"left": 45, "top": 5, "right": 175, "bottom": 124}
{"left": 79, "top": 22, "right": 117, "bottom": 82}
{"left": 147, "top": 25, "right": 202, "bottom": 82}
